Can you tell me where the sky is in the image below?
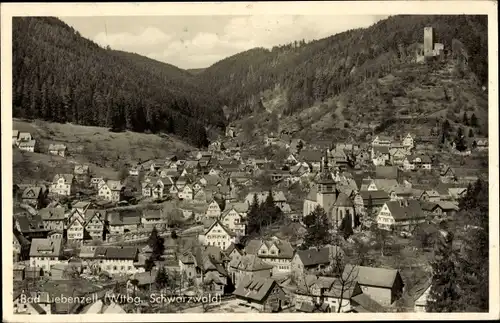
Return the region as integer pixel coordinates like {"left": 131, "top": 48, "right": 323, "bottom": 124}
{"left": 60, "top": 15, "right": 387, "bottom": 69}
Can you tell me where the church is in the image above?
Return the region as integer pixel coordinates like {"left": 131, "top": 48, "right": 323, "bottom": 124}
{"left": 302, "top": 154, "right": 355, "bottom": 229}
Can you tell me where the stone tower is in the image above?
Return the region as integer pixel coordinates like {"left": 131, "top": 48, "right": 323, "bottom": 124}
{"left": 316, "top": 164, "right": 338, "bottom": 213}
{"left": 424, "top": 27, "right": 434, "bottom": 57}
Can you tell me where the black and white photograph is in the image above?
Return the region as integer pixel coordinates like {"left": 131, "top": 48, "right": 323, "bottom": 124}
{"left": 1, "top": 1, "right": 498, "bottom": 321}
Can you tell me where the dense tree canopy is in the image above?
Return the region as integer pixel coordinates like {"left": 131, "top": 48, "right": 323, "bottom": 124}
{"left": 455, "top": 179, "right": 489, "bottom": 311}
{"left": 427, "top": 179, "right": 489, "bottom": 312}
{"left": 302, "top": 206, "right": 331, "bottom": 249}
{"left": 426, "top": 231, "right": 460, "bottom": 312}
{"left": 13, "top": 17, "right": 226, "bottom": 148}
{"left": 246, "top": 190, "right": 285, "bottom": 236}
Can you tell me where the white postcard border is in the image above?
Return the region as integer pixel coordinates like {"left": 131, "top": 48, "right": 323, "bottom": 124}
{"left": 1, "top": 1, "right": 498, "bottom": 322}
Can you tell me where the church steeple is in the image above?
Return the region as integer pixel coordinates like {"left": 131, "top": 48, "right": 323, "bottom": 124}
{"left": 318, "top": 149, "right": 336, "bottom": 194}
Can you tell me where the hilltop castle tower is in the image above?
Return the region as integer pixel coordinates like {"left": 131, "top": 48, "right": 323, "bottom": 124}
{"left": 424, "top": 27, "right": 434, "bottom": 57}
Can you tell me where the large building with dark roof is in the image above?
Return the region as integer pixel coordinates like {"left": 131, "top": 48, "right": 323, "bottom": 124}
{"left": 229, "top": 254, "right": 273, "bottom": 288}
{"left": 92, "top": 246, "right": 139, "bottom": 275}
{"left": 291, "top": 245, "right": 344, "bottom": 279}
{"left": 343, "top": 265, "right": 404, "bottom": 306}
{"left": 233, "top": 276, "right": 286, "bottom": 312}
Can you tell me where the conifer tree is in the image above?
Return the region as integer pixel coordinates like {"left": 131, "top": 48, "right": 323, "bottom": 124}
{"left": 470, "top": 113, "right": 478, "bottom": 127}
{"left": 147, "top": 226, "right": 165, "bottom": 261}
{"left": 147, "top": 226, "right": 159, "bottom": 248}
{"left": 263, "top": 189, "right": 276, "bottom": 224}
{"left": 339, "top": 210, "right": 354, "bottom": 239}
{"left": 462, "top": 112, "right": 469, "bottom": 126}
{"left": 302, "top": 205, "right": 331, "bottom": 249}
{"left": 455, "top": 127, "right": 467, "bottom": 151}
{"left": 426, "top": 230, "right": 460, "bottom": 312}
{"left": 246, "top": 194, "right": 261, "bottom": 235}
{"left": 155, "top": 266, "right": 169, "bottom": 290}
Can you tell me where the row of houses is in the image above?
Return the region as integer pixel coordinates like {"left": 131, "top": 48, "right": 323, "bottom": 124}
{"left": 13, "top": 200, "right": 169, "bottom": 246}
{"left": 12, "top": 130, "right": 71, "bottom": 157}
{"left": 16, "top": 188, "right": 290, "bottom": 251}
{"left": 123, "top": 148, "right": 477, "bottom": 212}
{"left": 18, "top": 236, "right": 145, "bottom": 278}
{"left": 15, "top": 230, "right": 428, "bottom": 314}
{"left": 302, "top": 163, "right": 468, "bottom": 232}
{"left": 48, "top": 173, "right": 122, "bottom": 202}
{"left": 174, "top": 237, "right": 407, "bottom": 313}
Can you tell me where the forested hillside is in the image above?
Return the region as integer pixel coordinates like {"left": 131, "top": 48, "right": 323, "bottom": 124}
{"left": 12, "top": 17, "right": 226, "bottom": 148}
{"left": 197, "top": 15, "right": 488, "bottom": 121}
{"left": 187, "top": 68, "right": 206, "bottom": 76}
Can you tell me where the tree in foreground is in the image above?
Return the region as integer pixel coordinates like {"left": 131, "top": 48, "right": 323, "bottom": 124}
{"left": 246, "top": 190, "right": 284, "bottom": 236}
{"left": 302, "top": 206, "right": 331, "bottom": 249}
{"left": 147, "top": 226, "right": 165, "bottom": 262}
{"left": 454, "top": 179, "right": 489, "bottom": 311}
{"left": 426, "top": 230, "right": 460, "bottom": 312}
{"left": 155, "top": 266, "right": 169, "bottom": 291}
{"left": 144, "top": 257, "right": 155, "bottom": 272}
{"left": 246, "top": 193, "right": 262, "bottom": 235}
